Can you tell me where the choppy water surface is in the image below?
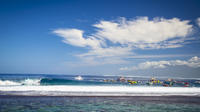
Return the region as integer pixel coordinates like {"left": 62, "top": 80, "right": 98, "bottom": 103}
{"left": 1, "top": 74, "right": 200, "bottom": 111}
{"left": 0, "top": 96, "right": 200, "bottom": 112}
{"left": 0, "top": 74, "right": 200, "bottom": 87}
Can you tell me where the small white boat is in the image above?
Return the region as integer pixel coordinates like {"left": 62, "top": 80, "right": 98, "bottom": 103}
{"left": 75, "top": 76, "right": 83, "bottom": 80}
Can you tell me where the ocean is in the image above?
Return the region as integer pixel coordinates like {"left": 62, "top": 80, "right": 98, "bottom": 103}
{"left": 0, "top": 74, "right": 200, "bottom": 112}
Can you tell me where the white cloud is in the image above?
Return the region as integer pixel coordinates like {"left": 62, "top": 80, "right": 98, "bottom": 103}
{"left": 53, "top": 29, "right": 103, "bottom": 49}
{"left": 78, "top": 46, "right": 132, "bottom": 58}
{"left": 127, "top": 54, "right": 192, "bottom": 59}
{"left": 197, "top": 17, "right": 200, "bottom": 27}
{"left": 94, "top": 17, "right": 193, "bottom": 49}
{"left": 79, "top": 56, "right": 128, "bottom": 66}
{"left": 53, "top": 17, "right": 195, "bottom": 65}
{"left": 120, "top": 56, "right": 200, "bottom": 71}
{"left": 75, "top": 47, "right": 132, "bottom": 66}
{"left": 53, "top": 28, "right": 134, "bottom": 65}
{"left": 54, "top": 17, "right": 193, "bottom": 50}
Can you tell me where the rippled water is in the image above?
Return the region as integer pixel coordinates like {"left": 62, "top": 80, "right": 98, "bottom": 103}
{"left": 1, "top": 74, "right": 200, "bottom": 87}
{"left": 1, "top": 74, "right": 200, "bottom": 111}
{"left": 0, "top": 96, "right": 200, "bottom": 112}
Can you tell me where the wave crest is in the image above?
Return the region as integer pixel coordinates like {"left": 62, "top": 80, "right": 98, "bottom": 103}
{"left": 0, "top": 79, "right": 41, "bottom": 86}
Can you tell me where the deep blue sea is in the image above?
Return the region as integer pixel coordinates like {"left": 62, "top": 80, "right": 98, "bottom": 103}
{"left": 0, "top": 74, "right": 200, "bottom": 112}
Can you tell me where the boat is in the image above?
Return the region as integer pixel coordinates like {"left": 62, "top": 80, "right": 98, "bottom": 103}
{"left": 74, "top": 76, "right": 83, "bottom": 80}
{"left": 117, "top": 76, "right": 126, "bottom": 82}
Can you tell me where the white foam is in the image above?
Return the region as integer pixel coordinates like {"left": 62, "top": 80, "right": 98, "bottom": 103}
{"left": 21, "top": 79, "right": 40, "bottom": 85}
{"left": 0, "top": 79, "right": 40, "bottom": 86}
{"left": 0, "top": 80, "right": 21, "bottom": 86}
{"left": 0, "top": 85, "right": 200, "bottom": 96}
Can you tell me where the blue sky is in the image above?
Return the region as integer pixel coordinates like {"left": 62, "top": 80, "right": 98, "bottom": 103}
{"left": 0, "top": 0, "right": 200, "bottom": 77}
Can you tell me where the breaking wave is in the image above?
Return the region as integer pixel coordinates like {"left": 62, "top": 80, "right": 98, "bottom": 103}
{"left": 0, "top": 79, "right": 41, "bottom": 86}
{"left": 40, "top": 78, "right": 106, "bottom": 85}
{"left": 1, "top": 78, "right": 200, "bottom": 96}
{"left": 0, "top": 78, "right": 106, "bottom": 86}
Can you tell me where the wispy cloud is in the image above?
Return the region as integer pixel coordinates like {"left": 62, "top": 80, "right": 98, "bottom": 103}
{"left": 197, "top": 17, "right": 200, "bottom": 27}
{"left": 53, "top": 29, "right": 103, "bottom": 49}
{"left": 120, "top": 56, "right": 200, "bottom": 71}
{"left": 126, "top": 54, "right": 194, "bottom": 59}
{"left": 53, "top": 17, "right": 196, "bottom": 65}
{"left": 77, "top": 47, "right": 132, "bottom": 58}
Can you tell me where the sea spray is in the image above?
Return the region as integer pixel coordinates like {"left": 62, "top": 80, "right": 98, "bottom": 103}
{"left": 0, "top": 79, "right": 41, "bottom": 86}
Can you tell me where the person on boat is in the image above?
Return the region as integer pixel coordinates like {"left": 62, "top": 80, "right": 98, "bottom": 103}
{"left": 163, "top": 78, "right": 174, "bottom": 87}
{"left": 117, "top": 76, "right": 126, "bottom": 82}
{"left": 127, "top": 80, "right": 138, "bottom": 84}
{"left": 184, "top": 82, "right": 190, "bottom": 87}
{"left": 147, "top": 77, "right": 161, "bottom": 85}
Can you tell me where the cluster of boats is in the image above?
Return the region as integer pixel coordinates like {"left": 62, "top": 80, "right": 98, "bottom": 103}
{"left": 74, "top": 75, "right": 200, "bottom": 87}
{"left": 104, "top": 76, "right": 193, "bottom": 87}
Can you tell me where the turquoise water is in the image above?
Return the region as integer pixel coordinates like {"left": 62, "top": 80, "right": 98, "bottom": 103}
{"left": 0, "top": 96, "right": 200, "bottom": 112}
{"left": 1, "top": 74, "right": 200, "bottom": 111}
{"left": 0, "top": 74, "right": 200, "bottom": 87}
